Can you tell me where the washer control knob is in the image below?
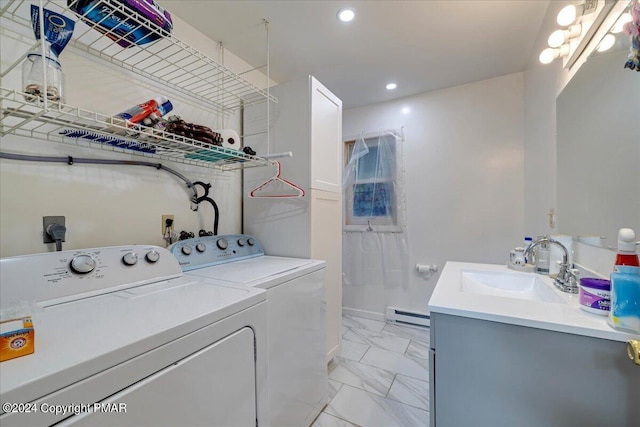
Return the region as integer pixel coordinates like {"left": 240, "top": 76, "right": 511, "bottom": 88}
{"left": 237, "top": 238, "right": 247, "bottom": 247}
{"left": 181, "top": 245, "right": 193, "bottom": 255}
{"left": 70, "top": 255, "right": 96, "bottom": 274}
{"left": 145, "top": 250, "right": 160, "bottom": 263}
{"left": 196, "top": 243, "right": 206, "bottom": 253}
{"left": 216, "top": 238, "right": 228, "bottom": 250}
{"left": 247, "top": 238, "right": 255, "bottom": 246}
{"left": 122, "top": 252, "right": 138, "bottom": 266}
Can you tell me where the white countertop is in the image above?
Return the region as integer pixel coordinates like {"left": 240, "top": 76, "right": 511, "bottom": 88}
{"left": 428, "top": 262, "right": 640, "bottom": 342}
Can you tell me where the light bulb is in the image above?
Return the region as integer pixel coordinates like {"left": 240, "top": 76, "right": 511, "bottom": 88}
{"left": 612, "top": 13, "right": 632, "bottom": 34}
{"left": 539, "top": 48, "right": 557, "bottom": 64}
{"left": 548, "top": 30, "right": 566, "bottom": 48}
{"left": 557, "top": 5, "right": 578, "bottom": 26}
{"left": 337, "top": 8, "right": 355, "bottom": 22}
{"left": 385, "top": 82, "right": 397, "bottom": 90}
{"left": 597, "top": 34, "right": 616, "bottom": 52}
{"left": 401, "top": 107, "right": 411, "bottom": 115}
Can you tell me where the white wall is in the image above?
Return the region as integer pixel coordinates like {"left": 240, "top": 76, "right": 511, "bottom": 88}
{"left": 343, "top": 73, "right": 525, "bottom": 316}
{"left": 341, "top": 1, "right": 626, "bottom": 317}
{"left": 523, "top": 60, "right": 560, "bottom": 237}
{"left": 522, "top": 1, "right": 574, "bottom": 239}
{"left": 0, "top": 12, "right": 263, "bottom": 257}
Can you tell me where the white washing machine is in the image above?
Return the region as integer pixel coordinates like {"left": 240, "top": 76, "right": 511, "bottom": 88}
{"left": 169, "top": 234, "right": 327, "bottom": 427}
{"left": 0, "top": 245, "right": 268, "bottom": 427}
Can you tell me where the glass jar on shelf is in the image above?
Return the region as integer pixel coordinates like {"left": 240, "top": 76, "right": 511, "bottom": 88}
{"left": 21, "top": 51, "right": 65, "bottom": 103}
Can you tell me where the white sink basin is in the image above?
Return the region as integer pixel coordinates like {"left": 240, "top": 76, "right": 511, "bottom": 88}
{"left": 460, "top": 270, "right": 567, "bottom": 304}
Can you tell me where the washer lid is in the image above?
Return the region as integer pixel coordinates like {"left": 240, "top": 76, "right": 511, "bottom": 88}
{"left": 0, "top": 277, "right": 265, "bottom": 405}
{"left": 188, "top": 256, "right": 318, "bottom": 284}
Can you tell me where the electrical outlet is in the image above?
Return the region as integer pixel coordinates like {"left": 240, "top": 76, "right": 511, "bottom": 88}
{"left": 43, "top": 216, "right": 65, "bottom": 243}
{"left": 162, "top": 215, "right": 175, "bottom": 234}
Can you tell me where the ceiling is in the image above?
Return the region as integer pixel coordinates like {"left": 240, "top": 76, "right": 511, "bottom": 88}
{"left": 161, "top": 1, "right": 550, "bottom": 109}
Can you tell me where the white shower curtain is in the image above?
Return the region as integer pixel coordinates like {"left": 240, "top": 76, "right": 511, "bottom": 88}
{"left": 342, "top": 129, "right": 409, "bottom": 296}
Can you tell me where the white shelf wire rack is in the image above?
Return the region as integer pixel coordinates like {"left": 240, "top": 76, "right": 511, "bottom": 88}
{"left": 0, "top": 88, "right": 272, "bottom": 171}
{"left": 0, "top": 0, "right": 276, "bottom": 116}
{"left": 0, "top": 0, "right": 278, "bottom": 170}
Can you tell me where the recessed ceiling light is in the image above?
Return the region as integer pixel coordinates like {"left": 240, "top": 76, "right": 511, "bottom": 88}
{"left": 337, "top": 8, "right": 355, "bottom": 23}
{"left": 386, "top": 83, "right": 397, "bottom": 90}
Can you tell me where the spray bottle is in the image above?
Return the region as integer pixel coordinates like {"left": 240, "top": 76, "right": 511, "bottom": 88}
{"left": 614, "top": 228, "right": 640, "bottom": 267}
{"left": 608, "top": 228, "right": 640, "bottom": 333}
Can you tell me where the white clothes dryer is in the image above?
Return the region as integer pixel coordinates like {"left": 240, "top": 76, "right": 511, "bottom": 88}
{"left": 0, "top": 245, "right": 268, "bottom": 427}
{"left": 170, "top": 234, "right": 327, "bottom": 427}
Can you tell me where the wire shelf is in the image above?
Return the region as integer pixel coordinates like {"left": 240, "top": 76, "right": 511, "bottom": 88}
{"left": 0, "top": 0, "right": 277, "bottom": 116}
{"left": 0, "top": 88, "right": 273, "bottom": 171}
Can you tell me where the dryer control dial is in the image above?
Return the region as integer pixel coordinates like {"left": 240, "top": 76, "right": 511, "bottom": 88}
{"left": 216, "top": 238, "right": 228, "bottom": 250}
{"left": 237, "top": 238, "right": 246, "bottom": 247}
{"left": 122, "top": 252, "right": 138, "bottom": 266}
{"left": 196, "top": 243, "right": 206, "bottom": 253}
{"left": 70, "top": 255, "right": 96, "bottom": 274}
{"left": 247, "top": 238, "right": 255, "bottom": 246}
{"left": 145, "top": 250, "right": 160, "bottom": 263}
{"left": 181, "top": 245, "right": 193, "bottom": 255}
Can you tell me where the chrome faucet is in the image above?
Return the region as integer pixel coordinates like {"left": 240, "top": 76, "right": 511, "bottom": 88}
{"left": 525, "top": 236, "right": 579, "bottom": 293}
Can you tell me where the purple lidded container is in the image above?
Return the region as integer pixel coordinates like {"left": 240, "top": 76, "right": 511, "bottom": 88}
{"left": 579, "top": 277, "right": 611, "bottom": 316}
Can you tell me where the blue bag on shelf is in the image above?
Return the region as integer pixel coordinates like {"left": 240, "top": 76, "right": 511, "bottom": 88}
{"left": 68, "top": 0, "right": 173, "bottom": 48}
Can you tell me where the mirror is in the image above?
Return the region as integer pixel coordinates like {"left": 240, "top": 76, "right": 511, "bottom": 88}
{"left": 556, "top": 11, "right": 640, "bottom": 250}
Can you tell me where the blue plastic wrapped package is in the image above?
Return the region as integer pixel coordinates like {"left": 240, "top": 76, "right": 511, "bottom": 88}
{"left": 68, "top": 0, "right": 173, "bottom": 48}
{"left": 608, "top": 265, "right": 640, "bottom": 334}
{"left": 22, "top": 6, "right": 76, "bottom": 102}
{"left": 30, "top": 5, "right": 75, "bottom": 57}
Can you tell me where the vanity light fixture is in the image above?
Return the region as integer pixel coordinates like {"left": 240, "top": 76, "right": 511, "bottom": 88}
{"left": 548, "top": 25, "right": 582, "bottom": 48}
{"left": 539, "top": 45, "right": 570, "bottom": 64}
{"left": 385, "top": 82, "right": 397, "bottom": 90}
{"left": 596, "top": 33, "right": 616, "bottom": 52}
{"left": 557, "top": 4, "right": 581, "bottom": 26}
{"left": 337, "top": 8, "right": 355, "bottom": 22}
{"left": 556, "top": 1, "right": 598, "bottom": 26}
{"left": 540, "top": 0, "right": 599, "bottom": 66}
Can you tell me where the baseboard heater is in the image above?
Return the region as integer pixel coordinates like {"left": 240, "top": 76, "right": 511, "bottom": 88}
{"left": 385, "top": 307, "right": 430, "bottom": 328}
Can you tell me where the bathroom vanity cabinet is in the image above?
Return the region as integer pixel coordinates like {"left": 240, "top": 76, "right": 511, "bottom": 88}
{"left": 429, "top": 312, "right": 639, "bottom": 427}
{"left": 428, "top": 261, "right": 639, "bottom": 427}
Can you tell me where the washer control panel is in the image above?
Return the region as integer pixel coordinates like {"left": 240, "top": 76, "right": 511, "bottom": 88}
{"left": 0, "top": 245, "right": 183, "bottom": 306}
{"left": 169, "top": 234, "right": 264, "bottom": 271}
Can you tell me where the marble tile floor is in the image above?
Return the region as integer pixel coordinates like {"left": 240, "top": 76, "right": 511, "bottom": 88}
{"left": 312, "top": 315, "right": 430, "bottom": 427}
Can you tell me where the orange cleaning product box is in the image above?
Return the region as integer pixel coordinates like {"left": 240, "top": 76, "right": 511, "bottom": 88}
{"left": 0, "top": 317, "right": 35, "bottom": 362}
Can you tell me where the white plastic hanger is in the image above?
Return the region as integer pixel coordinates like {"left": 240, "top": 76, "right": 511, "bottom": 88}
{"left": 249, "top": 161, "right": 305, "bottom": 198}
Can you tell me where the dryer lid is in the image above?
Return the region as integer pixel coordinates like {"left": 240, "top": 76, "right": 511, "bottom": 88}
{"left": 190, "top": 256, "right": 316, "bottom": 284}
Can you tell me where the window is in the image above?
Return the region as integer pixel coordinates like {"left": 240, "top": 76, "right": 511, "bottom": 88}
{"left": 344, "top": 132, "right": 402, "bottom": 232}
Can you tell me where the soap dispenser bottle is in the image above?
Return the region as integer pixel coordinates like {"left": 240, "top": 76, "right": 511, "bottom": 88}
{"left": 614, "top": 228, "right": 639, "bottom": 267}
{"left": 534, "top": 236, "right": 550, "bottom": 275}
